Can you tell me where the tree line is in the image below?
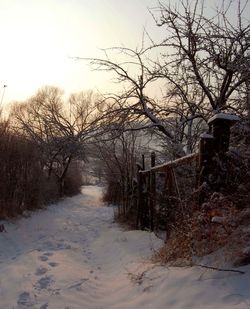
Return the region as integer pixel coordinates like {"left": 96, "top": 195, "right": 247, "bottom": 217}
{"left": 0, "top": 0, "right": 249, "bottom": 219}
{"left": 0, "top": 87, "right": 108, "bottom": 218}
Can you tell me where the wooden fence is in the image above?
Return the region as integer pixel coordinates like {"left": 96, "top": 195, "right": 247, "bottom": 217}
{"left": 117, "top": 113, "right": 240, "bottom": 238}
{"left": 136, "top": 152, "right": 199, "bottom": 233}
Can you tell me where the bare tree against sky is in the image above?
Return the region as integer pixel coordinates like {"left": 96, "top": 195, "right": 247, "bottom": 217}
{"left": 153, "top": 0, "right": 250, "bottom": 112}
{"left": 12, "top": 86, "right": 104, "bottom": 194}
{"left": 78, "top": 0, "right": 250, "bottom": 156}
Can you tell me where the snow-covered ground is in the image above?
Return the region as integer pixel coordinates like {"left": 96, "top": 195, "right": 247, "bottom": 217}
{"left": 0, "top": 186, "right": 249, "bottom": 309}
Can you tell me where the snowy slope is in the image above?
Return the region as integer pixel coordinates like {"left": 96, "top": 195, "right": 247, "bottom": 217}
{"left": 0, "top": 186, "right": 249, "bottom": 309}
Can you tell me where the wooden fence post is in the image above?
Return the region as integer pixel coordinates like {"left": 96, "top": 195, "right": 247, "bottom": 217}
{"left": 165, "top": 167, "right": 173, "bottom": 240}
{"left": 136, "top": 164, "right": 142, "bottom": 229}
{"left": 136, "top": 154, "right": 145, "bottom": 229}
{"left": 149, "top": 152, "right": 156, "bottom": 231}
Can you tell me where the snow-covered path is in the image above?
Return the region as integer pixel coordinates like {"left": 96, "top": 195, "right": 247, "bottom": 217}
{"left": 0, "top": 186, "right": 163, "bottom": 309}
{"left": 0, "top": 186, "right": 249, "bottom": 309}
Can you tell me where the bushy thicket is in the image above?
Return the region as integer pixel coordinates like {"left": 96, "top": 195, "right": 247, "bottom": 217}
{"left": 63, "top": 161, "right": 83, "bottom": 196}
{"left": 0, "top": 86, "right": 107, "bottom": 218}
{"left": 154, "top": 120, "right": 250, "bottom": 266}
{"left": 0, "top": 120, "right": 82, "bottom": 219}
{"left": 97, "top": 132, "right": 139, "bottom": 223}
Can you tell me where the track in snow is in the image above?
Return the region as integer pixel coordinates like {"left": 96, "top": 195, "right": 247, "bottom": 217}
{"left": 0, "top": 186, "right": 162, "bottom": 309}
{"left": 1, "top": 186, "right": 249, "bottom": 309}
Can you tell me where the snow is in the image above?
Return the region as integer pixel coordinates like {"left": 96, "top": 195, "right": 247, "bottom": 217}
{"left": 0, "top": 185, "right": 250, "bottom": 309}
{"left": 242, "top": 247, "right": 250, "bottom": 255}
{"left": 211, "top": 216, "right": 225, "bottom": 224}
{"left": 208, "top": 113, "right": 240, "bottom": 124}
{"left": 200, "top": 133, "right": 214, "bottom": 139}
{"left": 141, "top": 153, "right": 198, "bottom": 173}
{"left": 243, "top": 228, "right": 250, "bottom": 236}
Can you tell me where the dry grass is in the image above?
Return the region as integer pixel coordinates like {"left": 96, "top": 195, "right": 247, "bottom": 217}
{"left": 153, "top": 192, "right": 250, "bottom": 267}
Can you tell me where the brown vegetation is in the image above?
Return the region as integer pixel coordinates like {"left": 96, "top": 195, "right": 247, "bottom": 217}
{"left": 0, "top": 122, "right": 83, "bottom": 219}
{"left": 0, "top": 86, "right": 106, "bottom": 219}
{"left": 153, "top": 139, "right": 250, "bottom": 267}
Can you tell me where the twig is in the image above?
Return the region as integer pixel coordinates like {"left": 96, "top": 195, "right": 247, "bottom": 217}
{"left": 195, "top": 264, "right": 245, "bottom": 274}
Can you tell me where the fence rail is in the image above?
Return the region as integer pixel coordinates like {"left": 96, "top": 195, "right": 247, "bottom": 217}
{"left": 136, "top": 151, "right": 199, "bottom": 233}
{"left": 140, "top": 153, "right": 199, "bottom": 174}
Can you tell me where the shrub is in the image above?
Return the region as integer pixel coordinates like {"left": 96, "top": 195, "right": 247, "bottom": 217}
{"left": 62, "top": 161, "right": 83, "bottom": 196}
{"left": 0, "top": 131, "right": 44, "bottom": 217}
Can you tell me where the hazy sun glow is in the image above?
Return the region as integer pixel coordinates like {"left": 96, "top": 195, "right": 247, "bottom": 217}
{"left": 0, "top": 0, "right": 158, "bottom": 104}
{"left": 1, "top": 0, "right": 249, "bottom": 106}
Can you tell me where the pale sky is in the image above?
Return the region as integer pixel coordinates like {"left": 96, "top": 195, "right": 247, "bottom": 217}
{"left": 0, "top": 0, "right": 249, "bottom": 106}
{"left": 0, "top": 0, "right": 159, "bottom": 105}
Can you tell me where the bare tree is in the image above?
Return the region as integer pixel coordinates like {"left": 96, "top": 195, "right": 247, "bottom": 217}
{"left": 76, "top": 46, "right": 177, "bottom": 135}
{"left": 94, "top": 130, "right": 139, "bottom": 215}
{"left": 12, "top": 86, "right": 103, "bottom": 195}
{"left": 153, "top": 0, "right": 250, "bottom": 113}
{"left": 76, "top": 0, "right": 249, "bottom": 157}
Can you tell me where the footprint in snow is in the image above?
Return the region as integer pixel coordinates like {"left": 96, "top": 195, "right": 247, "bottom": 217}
{"left": 38, "top": 255, "right": 49, "bottom": 262}
{"left": 34, "top": 276, "right": 54, "bottom": 290}
{"left": 42, "top": 240, "right": 54, "bottom": 249}
{"left": 35, "top": 266, "right": 48, "bottom": 276}
{"left": 43, "top": 252, "right": 53, "bottom": 256}
{"left": 57, "top": 242, "right": 71, "bottom": 250}
{"left": 48, "top": 261, "right": 59, "bottom": 267}
{"left": 17, "top": 291, "right": 35, "bottom": 308}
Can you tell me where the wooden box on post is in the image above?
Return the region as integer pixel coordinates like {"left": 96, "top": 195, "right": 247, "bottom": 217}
{"left": 198, "top": 113, "right": 240, "bottom": 194}
{"left": 208, "top": 113, "right": 240, "bottom": 154}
